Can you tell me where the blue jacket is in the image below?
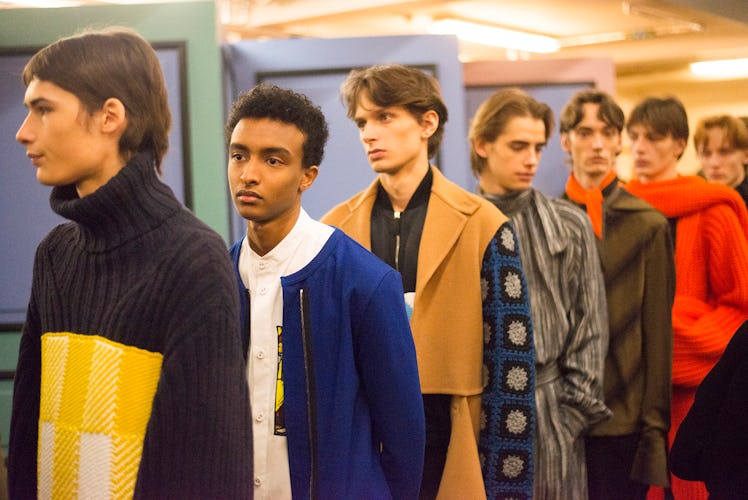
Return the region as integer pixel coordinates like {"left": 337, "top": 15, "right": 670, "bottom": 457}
{"left": 230, "top": 228, "right": 425, "bottom": 499}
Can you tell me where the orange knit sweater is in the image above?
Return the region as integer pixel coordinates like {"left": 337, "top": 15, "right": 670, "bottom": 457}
{"left": 627, "top": 175, "right": 748, "bottom": 499}
{"left": 627, "top": 176, "right": 748, "bottom": 386}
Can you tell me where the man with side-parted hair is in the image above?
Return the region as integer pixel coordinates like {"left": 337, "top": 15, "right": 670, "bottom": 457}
{"left": 9, "top": 27, "right": 252, "bottom": 498}
{"left": 559, "top": 89, "right": 675, "bottom": 499}
{"left": 226, "top": 83, "right": 425, "bottom": 499}
{"left": 323, "top": 64, "right": 536, "bottom": 499}
{"left": 625, "top": 96, "right": 748, "bottom": 500}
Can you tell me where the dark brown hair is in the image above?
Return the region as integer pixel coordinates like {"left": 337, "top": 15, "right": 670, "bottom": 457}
{"left": 23, "top": 27, "right": 171, "bottom": 171}
{"left": 341, "top": 64, "right": 448, "bottom": 159}
{"left": 559, "top": 89, "right": 624, "bottom": 134}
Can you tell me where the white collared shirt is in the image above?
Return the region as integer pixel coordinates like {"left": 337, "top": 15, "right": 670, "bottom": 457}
{"left": 238, "top": 209, "right": 333, "bottom": 499}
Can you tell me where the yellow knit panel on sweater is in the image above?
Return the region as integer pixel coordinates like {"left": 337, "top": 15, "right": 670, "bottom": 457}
{"left": 38, "top": 333, "right": 163, "bottom": 499}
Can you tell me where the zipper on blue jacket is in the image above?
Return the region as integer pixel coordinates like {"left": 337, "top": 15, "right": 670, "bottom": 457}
{"left": 299, "top": 288, "right": 318, "bottom": 499}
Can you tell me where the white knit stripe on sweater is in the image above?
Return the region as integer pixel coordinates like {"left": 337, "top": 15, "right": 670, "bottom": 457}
{"left": 38, "top": 422, "right": 55, "bottom": 500}
{"left": 78, "top": 432, "right": 111, "bottom": 499}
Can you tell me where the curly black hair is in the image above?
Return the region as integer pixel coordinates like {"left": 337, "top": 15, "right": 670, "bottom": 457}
{"left": 225, "top": 84, "right": 329, "bottom": 168}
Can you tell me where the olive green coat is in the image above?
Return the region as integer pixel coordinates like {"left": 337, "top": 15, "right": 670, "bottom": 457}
{"left": 564, "top": 183, "right": 675, "bottom": 487}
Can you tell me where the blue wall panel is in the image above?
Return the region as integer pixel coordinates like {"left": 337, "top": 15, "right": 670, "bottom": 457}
{"left": 0, "top": 45, "right": 189, "bottom": 326}
{"left": 223, "top": 34, "right": 467, "bottom": 242}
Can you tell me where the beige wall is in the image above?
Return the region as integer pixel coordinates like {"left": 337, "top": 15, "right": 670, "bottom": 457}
{"left": 616, "top": 74, "right": 748, "bottom": 180}
{"left": 462, "top": 58, "right": 748, "bottom": 182}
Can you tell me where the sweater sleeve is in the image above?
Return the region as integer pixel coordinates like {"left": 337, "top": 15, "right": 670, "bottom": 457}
{"left": 478, "top": 222, "right": 536, "bottom": 499}
{"left": 133, "top": 243, "right": 252, "bottom": 499}
{"left": 7, "top": 284, "right": 42, "bottom": 499}
{"left": 672, "top": 204, "right": 748, "bottom": 387}
{"left": 631, "top": 221, "right": 674, "bottom": 487}
{"left": 354, "top": 268, "right": 425, "bottom": 500}
{"left": 558, "top": 209, "right": 611, "bottom": 436}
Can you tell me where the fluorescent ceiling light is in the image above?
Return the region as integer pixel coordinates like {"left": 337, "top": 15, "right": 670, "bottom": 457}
{"left": 1, "top": 0, "right": 81, "bottom": 6}
{"left": 690, "top": 58, "right": 748, "bottom": 79}
{"left": 431, "top": 19, "right": 560, "bottom": 54}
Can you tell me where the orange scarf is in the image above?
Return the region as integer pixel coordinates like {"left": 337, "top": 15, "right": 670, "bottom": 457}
{"left": 564, "top": 170, "right": 618, "bottom": 238}
{"left": 626, "top": 176, "right": 748, "bottom": 229}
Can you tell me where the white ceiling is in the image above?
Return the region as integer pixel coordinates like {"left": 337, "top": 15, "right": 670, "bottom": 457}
{"left": 3, "top": 0, "right": 747, "bottom": 79}
{"left": 217, "top": 0, "right": 748, "bottom": 77}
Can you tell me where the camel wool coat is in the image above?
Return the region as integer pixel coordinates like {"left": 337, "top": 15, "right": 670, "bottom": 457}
{"left": 322, "top": 167, "right": 512, "bottom": 498}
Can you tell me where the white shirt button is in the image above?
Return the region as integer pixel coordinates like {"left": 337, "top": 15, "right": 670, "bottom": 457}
{"left": 259, "top": 287, "right": 268, "bottom": 295}
{"left": 256, "top": 412, "right": 265, "bottom": 422}
{"left": 258, "top": 261, "right": 266, "bottom": 270}
{"left": 254, "top": 477, "right": 261, "bottom": 486}
{"left": 256, "top": 349, "right": 265, "bottom": 359}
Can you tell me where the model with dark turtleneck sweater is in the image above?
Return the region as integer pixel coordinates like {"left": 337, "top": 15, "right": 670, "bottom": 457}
{"left": 9, "top": 151, "right": 253, "bottom": 499}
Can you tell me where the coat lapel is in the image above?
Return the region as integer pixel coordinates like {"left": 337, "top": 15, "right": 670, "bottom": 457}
{"left": 416, "top": 168, "right": 479, "bottom": 294}
{"left": 417, "top": 193, "right": 468, "bottom": 294}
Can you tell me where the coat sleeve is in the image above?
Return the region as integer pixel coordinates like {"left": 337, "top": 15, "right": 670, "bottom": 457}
{"left": 631, "top": 221, "right": 674, "bottom": 486}
{"left": 558, "top": 210, "right": 611, "bottom": 437}
{"left": 354, "top": 269, "right": 425, "bottom": 500}
{"left": 133, "top": 243, "right": 253, "bottom": 499}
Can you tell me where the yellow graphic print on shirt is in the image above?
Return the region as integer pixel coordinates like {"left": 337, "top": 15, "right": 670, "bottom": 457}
{"left": 275, "top": 325, "right": 285, "bottom": 436}
{"left": 38, "top": 332, "right": 162, "bottom": 499}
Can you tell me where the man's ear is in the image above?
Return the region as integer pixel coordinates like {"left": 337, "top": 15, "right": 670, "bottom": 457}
{"left": 299, "top": 165, "right": 319, "bottom": 193}
{"left": 421, "top": 109, "right": 439, "bottom": 139}
{"left": 99, "top": 97, "right": 128, "bottom": 135}
{"left": 473, "top": 138, "right": 489, "bottom": 159}
{"left": 560, "top": 133, "right": 571, "bottom": 153}
{"left": 674, "top": 137, "right": 687, "bottom": 159}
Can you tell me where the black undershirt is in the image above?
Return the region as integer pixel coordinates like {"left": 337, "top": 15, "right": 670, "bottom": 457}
{"left": 370, "top": 168, "right": 451, "bottom": 498}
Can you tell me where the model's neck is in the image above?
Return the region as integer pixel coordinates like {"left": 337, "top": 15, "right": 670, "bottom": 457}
{"left": 379, "top": 162, "right": 430, "bottom": 212}
{"left": 638, "top": 165, "right": 679, "bottom": 184}
{"left": 246, "top": 205, "right": 301, "bottom": 256}
{"left": 574, "top": 170, "right": 611, "bottom": 190}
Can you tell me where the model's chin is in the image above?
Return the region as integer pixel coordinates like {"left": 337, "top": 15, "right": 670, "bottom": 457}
{"left": 36, "top": 171, "right": 70, "bottom": 188}
{"left": 233, "top": 204, "right": 262, "bottom": 222}
{"left": 514, "top": 179, "right": 534, "bottom": 190}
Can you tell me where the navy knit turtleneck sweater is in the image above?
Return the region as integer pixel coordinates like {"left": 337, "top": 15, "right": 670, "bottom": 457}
{"left": 8, "top": 152, "right": 252, "bottom": 499}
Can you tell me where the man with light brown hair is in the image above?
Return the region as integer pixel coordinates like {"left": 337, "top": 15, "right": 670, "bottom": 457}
{"left": 469, "top": 87, "right": 610, "bottom": 500}
{"left": 694, "top": 114, "right": 748, "bottom": 207}
{"left": 323, "top": 64, "right": 536, "bottom": 499}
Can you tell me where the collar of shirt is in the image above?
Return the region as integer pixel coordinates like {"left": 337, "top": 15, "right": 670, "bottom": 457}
{"left": 239, "top": 208, "right": 333, "bottom": 291}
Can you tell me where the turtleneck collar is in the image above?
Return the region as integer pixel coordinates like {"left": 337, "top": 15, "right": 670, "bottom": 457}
{"left": 479, "top": 188, "right": 533, "bottom": 217}
{"left": 50, "top": 150, "right": 183, "bottom": 252}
